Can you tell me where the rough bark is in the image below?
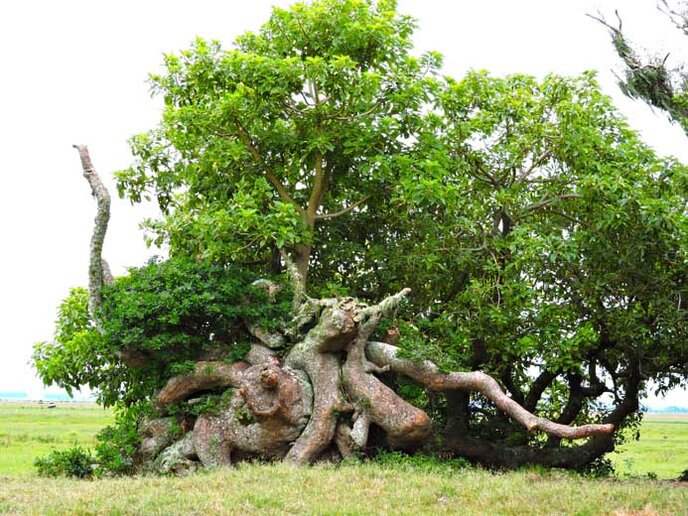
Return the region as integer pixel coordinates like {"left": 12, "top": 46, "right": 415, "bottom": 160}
{"left": 192, "top": 362, "right": 311, "bottom": 466}
{"left": 73, "top": 145, "right": 111, "bottom": 324}
{"left": 139, "top": 289, "right": 619, "bottom": 472}
{"left": 342, "top": 317, "right": 431, "bottom": 450}
{"left": 155, "top": 361, "right": 249, "bottom": 410}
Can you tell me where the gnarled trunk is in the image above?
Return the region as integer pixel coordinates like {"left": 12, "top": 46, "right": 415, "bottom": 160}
{"left": 145, "top": 291, "right": 613, "bottom": 470}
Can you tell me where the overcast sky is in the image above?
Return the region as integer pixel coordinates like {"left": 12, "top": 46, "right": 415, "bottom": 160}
{"left": 1, "top": 0, "right": 686, "bottom": 406}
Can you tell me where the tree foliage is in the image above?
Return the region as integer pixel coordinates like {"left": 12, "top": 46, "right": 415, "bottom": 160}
{"left": 34, "top": 258, "right": 291, "bottom": 407}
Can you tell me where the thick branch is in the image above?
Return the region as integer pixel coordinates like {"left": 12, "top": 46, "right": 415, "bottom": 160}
{"left": 443, "top": 363, "right": 642, "bottom": 469}
{"left": 306, "top": 154, "right": 328, "bottom": 220}
{"left": 155, "top": 361, "right": 249, "bottom": 410}
{"left": 74, "top": 145, "right": 111, "bottom": 327}
{"left": 366, "top": 341, "right": 614, "bottom": 440}
{"left": 281, "top": 249, "right": 307, "bottom": 312}
{"left": 247, "top": 324, "right": 286, "bottom": 349}
{"left": 343, "top": 317, "right": 431, "bottom": 449}
{"left": 359, "top": 288, "right": 411, "bottom": 320}
{"left": 523, "top": 369, "right": 557, "bottom": 412}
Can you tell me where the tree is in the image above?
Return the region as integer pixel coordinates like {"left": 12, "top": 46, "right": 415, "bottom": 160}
{"left": 35, "top": 0, "right": 687, "bottom": 474}
{"left": 590, "top": 1, "right": 688, "bottom": 135}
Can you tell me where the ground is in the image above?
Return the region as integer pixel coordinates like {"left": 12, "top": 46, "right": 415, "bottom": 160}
{"left": 0, "top": 402, "right": 686, "bottom": 514}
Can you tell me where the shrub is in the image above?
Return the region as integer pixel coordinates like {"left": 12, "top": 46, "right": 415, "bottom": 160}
{"left": 34, "top": 446, "right": 95, "bottom": 478}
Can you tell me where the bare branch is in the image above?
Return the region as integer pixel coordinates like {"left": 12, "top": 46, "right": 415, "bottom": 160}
{"left": 658, "top": 0, "right": 688, "bottom": 34}
{"left": 315, "top": 194, "right": 372, "bottom": 221}
{"left": 586, "top": 10, "right": 622, "bottom": 35}
{"left": 514, "top": 151, "right": 553, "bottom": 185}
{"left": 522, "top": 194, "right": 580, "bottom": 213}
{"left": 73, "top": 145, "right": 112, "bottom": 328}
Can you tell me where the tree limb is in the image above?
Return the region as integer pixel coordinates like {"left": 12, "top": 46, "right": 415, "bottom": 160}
{"left": 232, "top": 121, "right": 306, "bottom": 217}
{"left": 306, "top": 153, "right": 328, "bottom": 221}
{"left": 73, "top": 145, "right": 111, "bottom": 327}
{"left": 315, "top": 194, "right": 372, "bottom": 221}
{"left": 343, "top": 315, "right": 432, "bottom": 449}
{"left": 366, "top": 341, "right": 615, "bottom": 440}
{"left": 658, "top": 0, "right": 688, "bottom": 35}
{"left": 281, "top": 249, "right": 307, "bottom": 312}
{"left": 155, "top": 361, "right": 249, "bottom": 410}
{"left": 521, "top": 194, "right": 580, "bottom": 214}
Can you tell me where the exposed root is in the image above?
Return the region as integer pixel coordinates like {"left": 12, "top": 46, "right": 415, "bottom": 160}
{"left": 284, "top": 350, "right": 342, "bottom": 464}
{"left": 244, "top": 343, "right": 280, "bottom": 367}
{"left": 192, "top": 363, "right": 310, "bottom": 467}
{"left": 148, "top": 287, "right": 614, "bottom": 472}
{"left": 283, "top": 288, "right": 420, "bottom": 462}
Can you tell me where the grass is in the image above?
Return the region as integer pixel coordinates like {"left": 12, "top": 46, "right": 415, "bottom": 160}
{"left": 610, "top": 414, "right": 688, "bottom": 480}
{"left": 1, "top": 462, "right": 686, "bottom": 515}
{"left": 0, "top": 402, "right": 112, "bottom": 476}
{"left": 0, "top": 403, "right": 685, "bottom": 514}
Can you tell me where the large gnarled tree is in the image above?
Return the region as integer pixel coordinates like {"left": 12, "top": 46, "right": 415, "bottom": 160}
{"left": 35, "top": 0, "right": 687, "bottom": 474}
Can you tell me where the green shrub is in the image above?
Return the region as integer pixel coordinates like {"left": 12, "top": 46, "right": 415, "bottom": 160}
{"left": 93, "top": 403, "right": 148, "bottom": 476}
{"left": 33, "top": 257, "right": 292, "bottom": 408}
{"left": 34, "top": 446, "right": 94, "bottom": 478}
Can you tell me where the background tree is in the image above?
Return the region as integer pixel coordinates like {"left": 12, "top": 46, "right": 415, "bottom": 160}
{"left": 591, "top": 1, "right": 688, "bottom": 134}
{"left": 34, "top": 0, "right": 687, "bottom": 474}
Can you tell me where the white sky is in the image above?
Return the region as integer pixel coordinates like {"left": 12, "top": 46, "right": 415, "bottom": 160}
{"left": 0, "top": 0, "right": 686, "bottom": 407}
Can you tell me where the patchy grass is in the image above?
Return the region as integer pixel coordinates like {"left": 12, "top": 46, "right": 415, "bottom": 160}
{"left": 611, "top": 414, "right": 688, "bottom": 480}
{"left": 0, "top": 462, "right": 686, "bottom": 515}
{"left": 0, "top": 402, "right": 112, "bottom": 476}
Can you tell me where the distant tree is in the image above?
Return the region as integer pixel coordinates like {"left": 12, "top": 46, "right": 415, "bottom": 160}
{"left": 35, "top": 0, "right": 687, "bottom": 474}
{"left": 590, "top": 1, "right": 688, "bottom": 134}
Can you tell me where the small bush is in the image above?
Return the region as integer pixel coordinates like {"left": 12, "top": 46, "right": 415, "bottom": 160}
{"left": 577, "top": 457, "right": 615, "bottom": 478}
{"left": 34, "top": 446, "right": 94, "bottom": 478}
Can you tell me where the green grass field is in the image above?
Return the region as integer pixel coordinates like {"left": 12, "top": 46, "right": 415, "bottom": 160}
{"left": 0, "top": 403, "right": 685, "bottom": 514}
{"left": 610, "top": 413, "right": 688, "bottom": 480}
{"left": 0, "top": 402, "right": 113, "bottom": 477}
